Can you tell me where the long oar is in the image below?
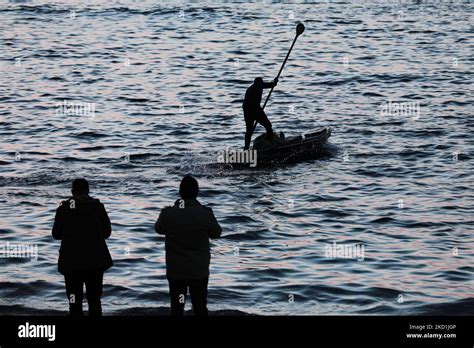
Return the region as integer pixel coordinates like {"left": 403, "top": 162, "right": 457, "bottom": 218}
{"left": 251, "top": 23, "right": 305, "bottom": 134}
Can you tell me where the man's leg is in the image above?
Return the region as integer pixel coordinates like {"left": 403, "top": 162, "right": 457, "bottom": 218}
{"left": 189, "top": 278, "right": 209, "bottom": 317}
{"left": 85, "top": 270, "right": 104, "bottom": 317}
{"left": 64, "top": 272, "right": 84, "bottom": 317}
{"left": 255, "top": 109, "right": 273, "bottom": 136}
{"left": 168, "top": 279, "right": 188, "bottom": 317}
{"left": 244, "top": 109, "right": 254, "bottom": 150}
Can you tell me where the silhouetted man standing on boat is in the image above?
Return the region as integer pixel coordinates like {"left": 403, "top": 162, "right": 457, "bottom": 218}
{"left": 155, "top": 175, "right": 222, "bottom": 316}
{"left": 243, "top": 77, "right": 278, "bottom": 150}
{"left": 52, "top": 178, "right": 113, "bottom": 317}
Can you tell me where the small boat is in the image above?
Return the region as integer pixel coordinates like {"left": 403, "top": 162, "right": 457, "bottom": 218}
{"left": 253, "top": 127, "right": 331, "bottom": 165}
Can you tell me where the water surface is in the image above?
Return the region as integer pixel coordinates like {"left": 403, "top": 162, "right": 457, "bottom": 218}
{"left": 0, "top": 0, "right": 473, "bottom": 315}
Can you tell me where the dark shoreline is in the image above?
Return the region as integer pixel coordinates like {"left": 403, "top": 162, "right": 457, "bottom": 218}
{"left": 0, "top": 305, "right": 252, "bottom": 316}
{"left": 1, "top": 297, "right": 474, "bottom": 316}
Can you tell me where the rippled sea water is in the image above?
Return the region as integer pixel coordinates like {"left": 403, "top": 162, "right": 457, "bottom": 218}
{"left": 0, "top": 0, "right": 473, "bottom": 315}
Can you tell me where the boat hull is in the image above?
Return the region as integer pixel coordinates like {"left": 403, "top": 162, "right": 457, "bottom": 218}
{"left": 253, "top": 127, "right": 331, "bottom": 165}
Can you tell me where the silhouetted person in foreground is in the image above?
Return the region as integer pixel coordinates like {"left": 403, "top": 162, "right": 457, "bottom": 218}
{"left": 155, "top": 175, "right": 222, "bottom": 316}
{"left": 243, "top": 77, "right": 278, "bottom": 149}
{"left": 52, "top": 178, "right": 113, "bottom": 317}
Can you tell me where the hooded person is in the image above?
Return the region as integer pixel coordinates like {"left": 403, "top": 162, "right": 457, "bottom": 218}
{"left": 155, "top": 175, "right": 222, "bottom": 316}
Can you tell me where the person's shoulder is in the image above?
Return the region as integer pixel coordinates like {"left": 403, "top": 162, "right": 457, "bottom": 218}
{"left": 160, "top": 205, "right": 174, "bottom": 214}
{"left": 57, "top": 197, "right": 73, "bottom": 210}
{"left": 201, "top": 204, "right": 215, "bottom": 214}
{"left": 86, "top": 197, "right": 105, "bottom": 210}
{"left": 95, "top": 199, "right": 108, "bottom": 211}
{"left": 95, "top": 198, "right": 105, "bottom": 206}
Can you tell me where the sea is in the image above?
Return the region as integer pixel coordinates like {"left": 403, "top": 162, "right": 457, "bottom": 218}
{"left": 0, "top": 0, "right": 472, "bottom": 315}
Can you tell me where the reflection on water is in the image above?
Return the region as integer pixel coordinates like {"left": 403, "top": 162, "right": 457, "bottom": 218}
{"left": 0, "top": 0, "right": 473, "bottom": 315}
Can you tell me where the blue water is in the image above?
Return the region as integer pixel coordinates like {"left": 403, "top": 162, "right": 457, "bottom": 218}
{"left": 0, "top": 0, "right": 473, "bottom": 315}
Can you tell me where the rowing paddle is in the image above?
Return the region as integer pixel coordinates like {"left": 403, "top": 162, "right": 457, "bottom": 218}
{"left": 251, "top": 23, "right": 305, "bottom": 134}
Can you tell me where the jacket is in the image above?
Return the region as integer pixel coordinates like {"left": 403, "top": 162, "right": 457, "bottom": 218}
{"left": 52, "top": 195, "right": 113, "bottom": 274}
{"left": 155, "top": 199, "right": 222, "bottom": 280}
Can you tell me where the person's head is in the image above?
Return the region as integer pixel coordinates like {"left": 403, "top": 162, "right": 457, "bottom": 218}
{"left": 179, "top": 175, "right": 199, "bottom": 200}
{"left": 71, "top": 178, "right": 89, "bottom": 196}
{"left": 254, "top": 77, "right": 263, "bottom": 87}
